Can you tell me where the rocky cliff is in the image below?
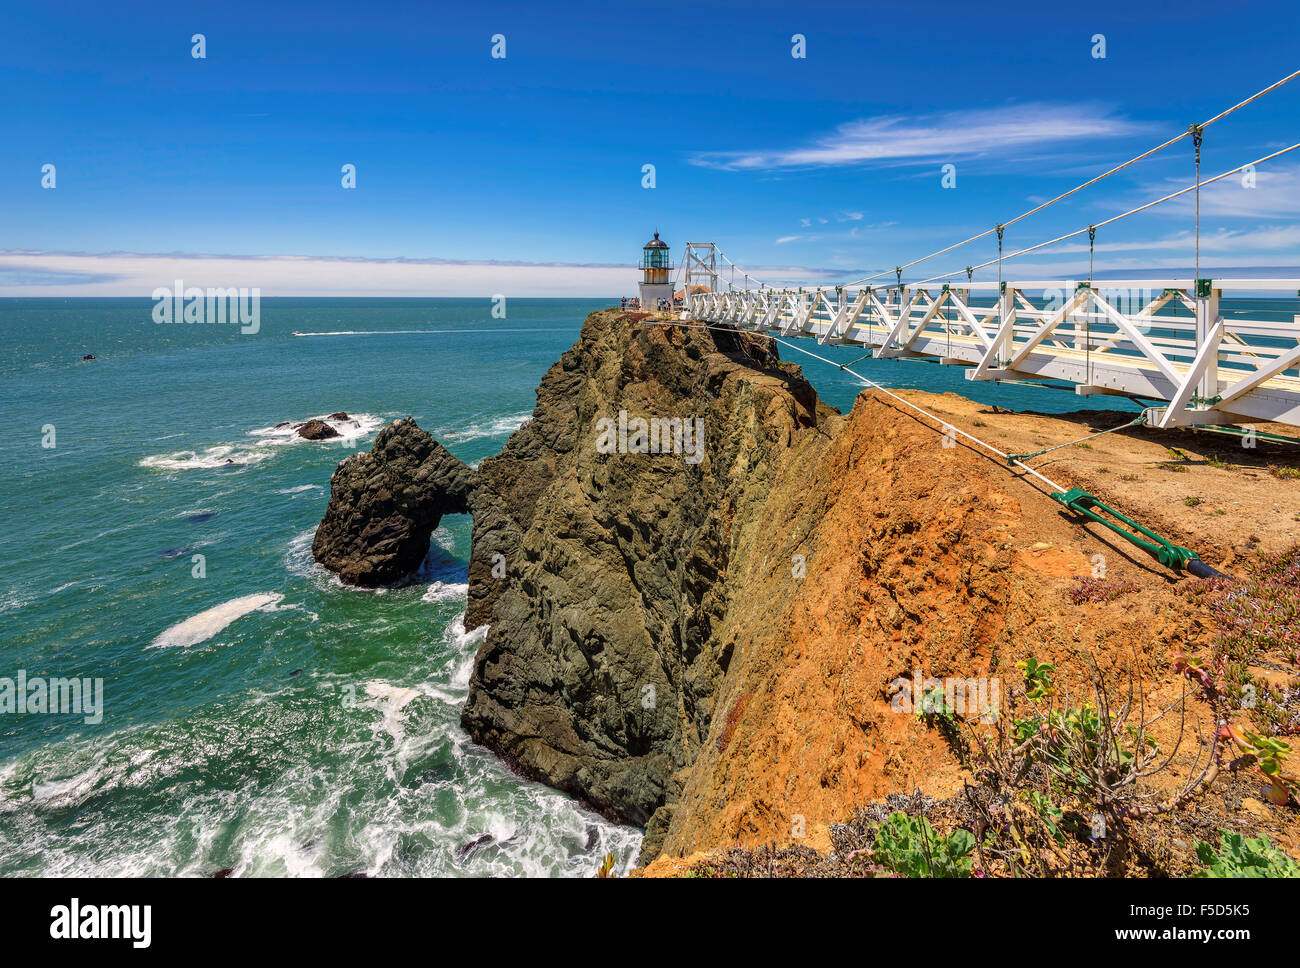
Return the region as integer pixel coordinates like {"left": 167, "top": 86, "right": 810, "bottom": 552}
{"left": 458, "top": 310, "right": 832, "bottom": 856}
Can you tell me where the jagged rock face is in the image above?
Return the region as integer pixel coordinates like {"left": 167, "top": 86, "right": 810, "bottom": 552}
{"left": 312, "top": 417, "right": 474, "bottom": 586}
{"left": 459, "top": 309, "right": 827, "bottom": 847}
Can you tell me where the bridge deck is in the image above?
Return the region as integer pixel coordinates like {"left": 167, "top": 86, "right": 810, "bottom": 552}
{"left": 687, "top": 278, "right": 1300, "bottom": 428}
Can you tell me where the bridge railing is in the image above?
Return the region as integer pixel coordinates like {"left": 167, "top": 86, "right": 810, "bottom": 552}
{"left": 686, "top": 279, "right": 1300, "bottom": 428}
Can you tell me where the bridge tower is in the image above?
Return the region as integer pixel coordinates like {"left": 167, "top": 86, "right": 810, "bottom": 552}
{"left": 683, "top": 242, "right": 718, "bottom": 298}
{"left": 638, "top": 231, "right": 674, "bottom": 310}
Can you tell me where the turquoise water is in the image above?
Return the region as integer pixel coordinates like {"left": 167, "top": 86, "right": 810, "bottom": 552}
{"left": 0, "top": 296, "right": 1290, "bottom": 876}
{"left": 0, "top": 297, "right": 643, "bottom": 877}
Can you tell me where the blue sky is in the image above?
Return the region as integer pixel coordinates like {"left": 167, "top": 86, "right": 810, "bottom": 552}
{"left": 2, "top": 0, "right": 1298, "bottom": 294}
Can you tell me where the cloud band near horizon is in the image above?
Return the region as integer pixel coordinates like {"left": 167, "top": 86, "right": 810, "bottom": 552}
{"left": 0, "top": 250, "right": 852, "bottom": 297}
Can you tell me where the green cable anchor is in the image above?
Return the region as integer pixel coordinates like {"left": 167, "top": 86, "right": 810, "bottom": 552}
{"left": 1050, "top": 487, "right": 1200, "bottom": 571}
{"left": 1007, "top": 447, "right": 1050, "bottom": 464}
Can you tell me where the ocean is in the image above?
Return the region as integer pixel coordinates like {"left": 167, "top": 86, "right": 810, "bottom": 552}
{"left": 0, "top": 295, "right": 1288, "bottom": 876}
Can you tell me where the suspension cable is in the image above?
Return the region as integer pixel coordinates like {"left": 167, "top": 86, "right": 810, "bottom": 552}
{"left": 715, "top": 246, "right": 767, "bottom": 290}
{"left": 708, "top": 69, "right": 1300, "bottom": 299}
{"left": 911, "top": 140, "right": 1300, "bottom": 286}
{"left": 838, "top": 66, "right": 1300, "bottom": 289}
{"left": 1086, "top": 225, "right": 1096, "bottom": 385}
{"left": 1192, "top": 123, "right": 1204, "bottom": 284}
{"left": 1007, "top": 414, "right": 1147, "bottom": 465}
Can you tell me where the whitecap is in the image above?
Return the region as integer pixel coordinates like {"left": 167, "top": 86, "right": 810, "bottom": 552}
{"left": 140, "top": 414, "right": 385, "bottom": 474}
{"left": 420, "top": 581, "right": 468, "bottom": 604}
{"left": 247, "top": 412, "right": 384, "bottom": 447}
{"left": 436, "top": 411, "right": 532, "bottom": 443}
{"left": 364, "top": 681, "right": 425, "bottom": 747}
{"left": 148, "top": 593, "right": 284, "bottom": 649}
{"left": 140, "top": 446, "right": 271, "bottom": 472}
{"left": 447, "top": 614, "right": 489, "bottom": 652}
{"left": 292, "top": 329, "right": 428, "bottom": 337}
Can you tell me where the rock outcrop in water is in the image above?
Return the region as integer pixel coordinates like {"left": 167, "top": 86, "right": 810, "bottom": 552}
{"left": 313, "top": 417, "right": 475, "bottom": 586}
{"left": 297, "top": 418, "right": 341, "bottom": 441}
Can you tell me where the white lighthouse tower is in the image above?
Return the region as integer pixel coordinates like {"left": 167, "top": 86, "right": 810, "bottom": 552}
{"left": 638, "top": 231, "right": 674, "bottom": 310}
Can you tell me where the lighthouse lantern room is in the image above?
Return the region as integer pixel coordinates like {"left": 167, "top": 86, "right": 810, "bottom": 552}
{"left": 638, "top": 231, "right": 674, "bottom": 310}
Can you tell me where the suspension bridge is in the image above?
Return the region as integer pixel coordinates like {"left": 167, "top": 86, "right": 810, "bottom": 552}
{"left": 676, "top": 69, "right": 1300, "bottom": 431}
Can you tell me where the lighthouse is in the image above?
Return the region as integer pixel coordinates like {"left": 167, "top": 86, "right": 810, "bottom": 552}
{"left": 638, "top": 231, "right": 674, "bottom": 310}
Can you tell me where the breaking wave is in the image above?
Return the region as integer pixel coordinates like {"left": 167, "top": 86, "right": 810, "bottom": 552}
{"left": 148, "top": 593, "right": 285, "bottom": 649}
{"left": 0, "top": 608, "right": 640, "bottom": 878}
{"left": 139, "top": 414, "right": 384, "bottom": 472}
{"left": 435, "top": 411, "right": 532, "bottom": 443}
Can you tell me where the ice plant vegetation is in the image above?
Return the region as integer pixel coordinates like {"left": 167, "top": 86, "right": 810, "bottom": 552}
{"left": 1194, "top": 830, "right": 1300, "bottom": 877}
{"left": 1067, "top": 576, "right": 1138, "bottom": 605}
{"left": 869, "top": 813, "right": 975, "bottom": 878}
{"left": 958, "top": 657, "right": 1221, "bottom": 876}
{"left": 1187, "top": 545, "right": 1300, "bottom": 742}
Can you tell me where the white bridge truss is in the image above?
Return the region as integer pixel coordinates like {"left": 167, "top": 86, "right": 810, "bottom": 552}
{"left": 686, "top": 278, "right": 1300, "bottom": 428}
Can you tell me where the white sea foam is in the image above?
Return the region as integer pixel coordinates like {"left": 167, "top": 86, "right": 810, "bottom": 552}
{"left": 277, "top": 484, "right": 323, "bottom": 495}
{"left": 260, "top": 600, "right": 319, "bottom": 623}
{"left": 0, "top": 615, "right": 643, "bottom": 878}
{"left": 420, "top": 581, "right": 468, "bottom": 604}
{"left": 364, "top": 681, "right": 422, "bottom": 708}
{"left": 447, "top": 613, "right": 488, "bottom": 692}
{"left": 31, "top": 764, "right": 110, "bottom": 808}
{"left": 449, "top": 614, "right": 489, "bottom": 652}
{"left": 140, "top": 445, "right": 271, "bottom": 472}
{"left": 293, "top": 329, "right": 429, "bottom": 337}
{"left": 292, "top": 328, "right": 570, "bottom": 337}
{"left": 436, "top": 411, "right": 532, "bottom": 443}
{"left": 140, "top": 414, "right": 384, "bottom": 473}
{"left": 248, "top": 412, "right": 383, "bottom": 446}
{"left": 148, "top": 592, "right": 284, "bottom": 649}
{"left": 364, "top": 680, "right": 425, "bottom": 746}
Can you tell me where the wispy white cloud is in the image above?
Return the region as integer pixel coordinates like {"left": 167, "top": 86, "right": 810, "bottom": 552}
{"left": 1136, "top": 162, "right": 1300, "bottom": 219}
{"left": 689, "top": 103, "right": 1148, "bottom": 171}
